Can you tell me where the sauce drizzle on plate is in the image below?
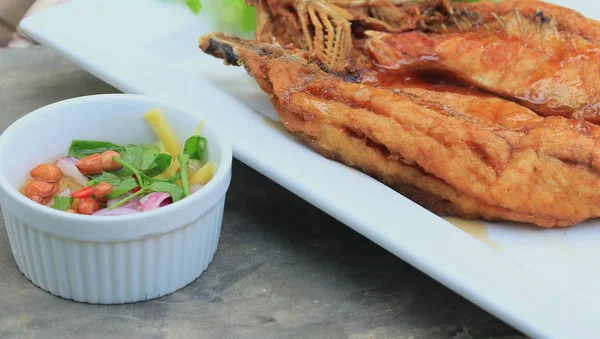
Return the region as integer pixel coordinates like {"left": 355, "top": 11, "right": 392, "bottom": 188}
{"left": 444, "top": 217, "right": 499, "bottom": 250}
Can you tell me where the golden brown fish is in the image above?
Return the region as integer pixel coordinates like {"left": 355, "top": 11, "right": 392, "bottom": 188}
{"left": 200, "top": 33, "right": 600, "bottom": 228}
{"left": 365, "top": 0, "right": 600, "bottom": 122}
{"left": 248, "top": 0, "right": 451, "bottom": 71}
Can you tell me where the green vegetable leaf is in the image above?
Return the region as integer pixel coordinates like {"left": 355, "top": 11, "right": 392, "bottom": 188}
{"left": 220, "top": 0, "right": 256, "bottom": 32}
{"left": 121, "top": 145, "right": 147, "bottom": 172}
{"left": 168, "top": 172, "right": 181, "bottom": 183}
{"left": 88, "top": 172, "right": 122, "bottom": 186}
{"left": 52, "top": 196, "right": 73, "bottom": 211}
{"left": 147, "top": 182, "right": 183, "bottom": 202}
{"left": 68, "top": 140, "right": 123, "bottom": 159}
{"left": 140, "top": 171, "right": 179, "bottom": 183}
{"left": 107, "top": 178, "right": 182, "bottom": 211}
{"left": 183, "top": 135, "right": 207, "bottom": 161}
{"left": 113, "top": 156, "right": 145, "bottom": 187}
{"left": 107, "top": 177, "right": 139, "bottom": 199}
{"left": 178, "top": 154, "right": 191, "bottom": 198}
{"left": 186, "top": 0, "right": 202, "bottom": 14}
{"left": 88, "top": 172, "right": 139, "bottom": 199}
{"left": 238, "top": 3, "right": 256, "bottom": 32}
{"left": 143, "top": 153, "right": 172, "bottom": 177}
{"left": 141, "top": 146, "right": 161, "bottom": 170}
{"left": 120, "top": 145, "right": 171, "bottom": 178}
{"left": 108, "top": 188, "right": 147, "bottom": 210}
{"left": 178, "top": 135, "right": 208, "bottom": 198}
{"left": 194, "top": 0, "right": 256, "bottom": 33}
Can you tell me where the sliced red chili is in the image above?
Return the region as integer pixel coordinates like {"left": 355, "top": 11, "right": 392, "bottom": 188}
{"left": 131, "top": 186, "right": 141, "bottom": 193}
{"left": 70, "top": 186, "right": 95, "bottom": 199}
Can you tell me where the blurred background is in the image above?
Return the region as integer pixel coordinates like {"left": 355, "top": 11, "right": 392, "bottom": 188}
{"left": 0, "top": 0, "right": 65, "bottom": 48}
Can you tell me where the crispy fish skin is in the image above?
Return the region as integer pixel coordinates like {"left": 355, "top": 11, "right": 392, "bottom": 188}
{"left": 248, "top": 0, "right": 451, "bottom": 71}
{"left": 441, "top": 0, "right": 600, "bottom": 45}
{"left": 366, "top": 0, "right": 600, "bottom": 122}
{"left": 201, "top": 33, "right": 600, "bottom": 228}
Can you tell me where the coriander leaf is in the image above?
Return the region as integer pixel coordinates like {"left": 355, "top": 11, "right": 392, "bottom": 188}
{"left": 107, "top": 177, "right": 139, "bottom": 199}
{"left": 143, "top": 153, "right": 172, "bottom": 177}
{"left": 88, "top": 172, "right": 139, "bottom": 199}
{"left": 141, "top": 172, "right": 180, "bottom": 183}
{"left": 141, "top": 146, "right": 161, "bottom": 170}
{"left": 186, "top": 0, "right": 202, "bottom": 14}
{"left": 178, "top": 154, "right": 191, "bottom": 198}
{"left": 108, "top": 188, "right": 148, "bottom": 211}
{"left": 121, "top": 145, "right": 169, "bottom": 177}
{"left": 122, "top": 145, "right": 146, "bottom": 171}
{"left": 147, "top": 182, "right": 183, "bottom": 202}
{"left": 168, "top": 172, "right": 181, "bottom": 183}
{"left": 239, "top": 3, "right": 256, "bottom": 32}
{"left": 183, "top": 135, "right": 207, "bottom": 161}
{"left": 88, "top": 172, "right": 122, "bottom": 186}
{"left": 113, "top": 157, "right": 145, "bottom": 188}
{"left": 52, "top": 196, "right": 73, "bottom": 211}
{"left": 68, "top": 140, "right": 123, "bottom": 159}
{"left": 179, "top": 136, "right": 207, "bottom": 198}
{"left": 219, "top": 0, "right": 256, "bottom": 32}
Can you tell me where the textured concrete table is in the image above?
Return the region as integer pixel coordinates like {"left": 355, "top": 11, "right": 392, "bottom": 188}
{"left": 0, "top": 47, "right": 524, "bottom": 339}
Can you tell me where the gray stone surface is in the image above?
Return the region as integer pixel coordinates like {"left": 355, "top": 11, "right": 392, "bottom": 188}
{"left": 0, "top": 47, "right": 524, "bottom": 339}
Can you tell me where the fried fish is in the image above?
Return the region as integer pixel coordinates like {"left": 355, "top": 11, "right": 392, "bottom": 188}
{"left": 248, "top": 0, "right": 451, "bottom": 71}
{"left": 200, "top": 33, "right": 600, "bottom": 227}
{"left": 366, "top": 0, "right": 600, "bottom": 122}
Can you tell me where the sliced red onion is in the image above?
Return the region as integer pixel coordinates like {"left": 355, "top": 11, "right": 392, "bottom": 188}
{"left": 107, "top": 194, "right": 142, "bottom": 211}
{"left": 58, "top": 188, "right": 72, "bottom": 197}
{"left": 93, "top": 207, "right": 140, "bottom": 216}
{"left": 107, "top": 193, "right": 132, "bottom": 208}
{"left": 46, "top": 188, "right": 72, "bottom": 207}
{"left": 139, "top": 192, "right": 171, "bottom": 211}
{"left": 123, "top": 199, "right": 143, "bottom": 211}
{"left": 159, "top": 197, "right": 172, "bottom": 207}
{"left": 190, "top": 183, "right": 203, "bottom": 194}
{"left": 57, "top": 157, "right": 88, "bottom": 186}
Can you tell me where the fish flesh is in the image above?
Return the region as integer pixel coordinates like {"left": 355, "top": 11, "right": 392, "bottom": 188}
{"left": 200, "top": 33, "right": 600, "bottom": 227}
{"left": 248, "top": 0, "right": 451, "bottom": 71}
{"left": 366, "top": 0, "right": 600, "bottom": 122}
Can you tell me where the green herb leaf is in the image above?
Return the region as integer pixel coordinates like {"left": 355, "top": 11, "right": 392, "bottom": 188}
{"left": 147, "top": 182, "right": 183, "bottom": 202}
{"left": 88, "top": 172, "right": 139, "bottom": 199}
{"left": 168, "top": 172, "right": 181, "bottom": 183}
{"left": 108, "top": 188, "right": 147, "bottom": 211}
{"left": 120, "top": 145, "right": 171, "bottom": 178}
{"left": 143, "top": 153, "right": 172, "bottom": 177}
{"left": 113, "top": 156, "right": 145, "bottom": 187}
{"left": 88, "top": 172, "right": 121, "bottom": 186}
{"left": 220, "top": 0, "right": 256, "bottom": 32}
{"left": 186, "top": 0, "right": 202, "bottom": 14}
{"left": 144, "top": 172, "right": 181, "bottom": 183}
{"left": 52, "top": 196, "right": 73, "bottom": 211}
{"left": 141, "top": 146, "right": 161, "bottom": 170}
{"left": 178, "top": 154, "right": 191, "bottom": 198}
{"left": 183, "top": 135, "right": 207, "bottom": 161}
{"left": 108, "top": 177, "right": 139, "bottom": 199}
{"left": 68, "top": 140, "right": 123, "bottom": 159}
{"left": 197, "top": 0, "right": 256, "bottom": 34}
{"left": 121, "top": 145, "right": 147, "bottom": 172}
{"left": 239, "top": 4, "right": 256, "bottom": 32}
{"left": 179, "top": 135, "right": 208, "bottom": 198}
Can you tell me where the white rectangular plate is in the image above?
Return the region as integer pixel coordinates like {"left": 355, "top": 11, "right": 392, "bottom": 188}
{"left": 20, "top": 1, "right": 600, "bottom": 337}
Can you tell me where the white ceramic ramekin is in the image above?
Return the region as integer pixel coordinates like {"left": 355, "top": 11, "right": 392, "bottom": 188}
{"left": 0, "top": 94, "right": 232, "bottom": 304}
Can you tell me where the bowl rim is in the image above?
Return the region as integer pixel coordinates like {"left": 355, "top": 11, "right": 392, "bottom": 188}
{"left": 0, "top": 94, "right": 233, "bottom": 225}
